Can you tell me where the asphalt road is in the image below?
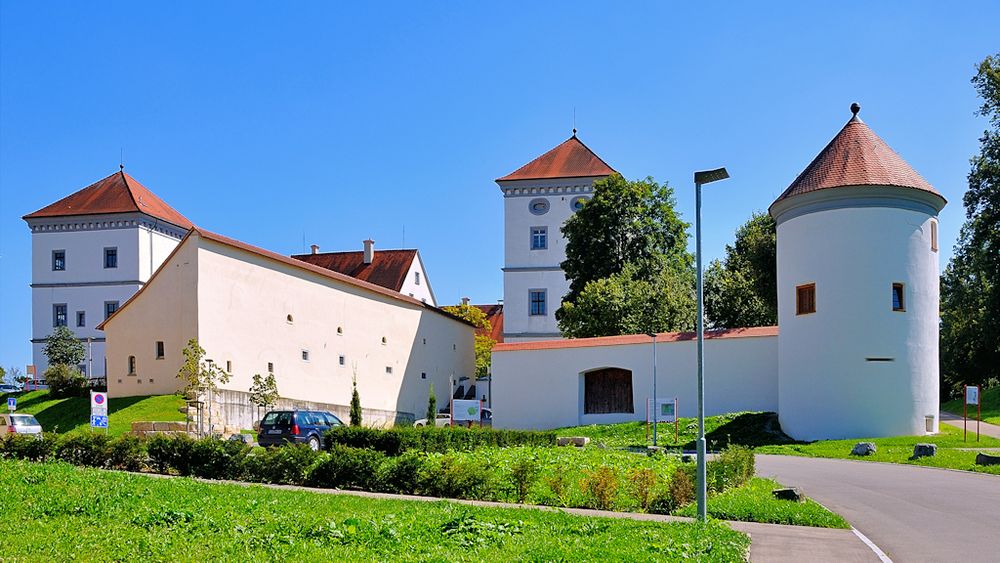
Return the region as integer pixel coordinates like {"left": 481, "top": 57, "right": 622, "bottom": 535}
{"left": 940, "top": 411, "right": 1000, "bottom": 439}
{"left": 757, "top": 455, "right": 1000, "bottom": 563}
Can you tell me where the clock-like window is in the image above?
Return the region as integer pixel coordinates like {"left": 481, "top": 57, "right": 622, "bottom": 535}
{"left": 529, "top": 198, "right": 550, "bottom": 215}
{"left": 570, "top": 196, "right": 590, "bottom": 211}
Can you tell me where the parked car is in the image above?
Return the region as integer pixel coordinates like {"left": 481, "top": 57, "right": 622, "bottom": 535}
{"left": 0, "top": 384, "right": 20, "bottom": 394}
{"left": 256, "top": 410, "right": 343, "bottom": 450}
{"left": 0, "top": 413, "right": 43, "bottom": 436}
{"left": 414, "top": 408, "right": 493, "bottom": 428}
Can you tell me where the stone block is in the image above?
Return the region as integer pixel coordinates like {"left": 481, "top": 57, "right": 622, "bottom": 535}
{"left": 912, "top": 443, "right": 937, "bottom": 458}
{"left": 132, "top": 422, "right": 154, "bottom": 432}
{"left": 772, "top": 487, "right": 806, "bottom": 502}
{"left": 556, "top": 436, "right": 590, "bottom": 447}
{"left": 975, "top": 452, "right": 1000, "bottom": 466}
{"left": 851, "top": 442, "right": 877, "bottom": 456}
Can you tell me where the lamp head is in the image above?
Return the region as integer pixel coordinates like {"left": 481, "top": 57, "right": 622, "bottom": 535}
{"left": 694, "top": 167, "right": 730, "bottom": 185}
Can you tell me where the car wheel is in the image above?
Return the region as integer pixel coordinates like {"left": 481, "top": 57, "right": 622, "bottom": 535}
{"left": 308, "top": 436, "right": 320, "bottom": 451}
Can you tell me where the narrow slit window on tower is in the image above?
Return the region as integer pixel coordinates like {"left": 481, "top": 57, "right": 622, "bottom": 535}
{"left": 796, "top": 284, "right": 816, "bottom": 315}
{"left": 155, "top": 341, "right": 164, "bottom": 359}
{"left": 930, "top": 220, "right": 938, "bottom": 252}
{"left": 892, "top": 283, "right": 905, "bottom": 312}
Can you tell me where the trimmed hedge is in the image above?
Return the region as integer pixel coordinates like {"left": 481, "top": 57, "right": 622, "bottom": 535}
{"left": 324, "top": 425, "right": 557, "bottom": 456}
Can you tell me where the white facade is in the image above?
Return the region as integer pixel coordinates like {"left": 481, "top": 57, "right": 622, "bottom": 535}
{"left": 102, "top": 229, "right": 476, "bottom": 428}
{"left": 498, "top": 177, "right": 602, "bottom": 341}
{"left": 773, "top": 187, "right": 945, "bottom": 440}
{"left": 491, "top": 328, "right": 778, "bottom": 430}
{"left": 26, "top": 213, "right": 186, "bottom": 377}
{"left": 399, "top": 252, "right": 437, "bottom": 306}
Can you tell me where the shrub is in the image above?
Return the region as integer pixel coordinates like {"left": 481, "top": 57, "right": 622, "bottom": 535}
{"left": 544, "top": 468, "right": 570, "bottom": 507}
{"left": 147, "top": 433, "right": 195, "bottom": 475}
{"left": 44, "top": 363, "right": 88, "bottom": 398}
{"left": 376, "top": 449, "right": 426, "bottom": 494}
{"left": 418, "top": 453, "right": 495, "bottom": 500}
{"left": 242, "top": 444, "right": 321, "bottom": 485}
{"left": 510, "top": 456, "right": 541, "bottom": 504}
{"left": 0, "top": 433, "right": 57, "bottom": 461}
{"left": 579, "top": 466, "right": 618, "bottom": 511}
{"left": 106, "top": 435, "right": 147, "bottom": 471}
{"left": 55, "top": 432, "right": 112, "bottom": 467}
{"left": 628, "top": 467, "right": 657, "bottom": 512}
{"left": 188, "top": 437, "right": 250, "bottom": 479}
{"left": 707, "top": 445, "right": 755, "bottom": 494}
{"left": 307, "top": 445, "right": 385, "bottom": 490}
{"left": 665, "top": 465, "right": 695, "bottom": 512}
{"left": 325, "top": 426, "right": 557, "bottom": 456}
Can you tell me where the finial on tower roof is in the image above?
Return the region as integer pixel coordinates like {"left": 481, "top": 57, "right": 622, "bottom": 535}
{"left": 572, "top": 128, "right": 577, "bottom": 137}
{"left": 850, "top": 102, "right": 861, "bottom": 118}
{"left": 120, "top": 163, "right": 124, "bottom": 171}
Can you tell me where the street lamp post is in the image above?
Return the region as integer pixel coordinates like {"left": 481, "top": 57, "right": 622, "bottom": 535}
{"left": 693, "top": 167, "right": 729, "bottom": 522}
{"left": 646, "top": 332, "right": 657, "bottom": 446}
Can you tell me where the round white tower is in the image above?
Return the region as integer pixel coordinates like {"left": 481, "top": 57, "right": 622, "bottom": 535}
{"left": 770, "top": 104, "right": 947, "bottom": 441}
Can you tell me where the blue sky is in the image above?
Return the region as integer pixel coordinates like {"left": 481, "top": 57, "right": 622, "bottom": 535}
{"left": 1, "top": 2, "right": 997, "bottom": 370}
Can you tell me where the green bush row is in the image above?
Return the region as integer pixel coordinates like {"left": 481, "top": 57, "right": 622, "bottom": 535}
{"left": 324, "top": 425, "right": 557, "bottom": 456}
{"left": 0, "top": 433, "right": 146, "bottom": 471}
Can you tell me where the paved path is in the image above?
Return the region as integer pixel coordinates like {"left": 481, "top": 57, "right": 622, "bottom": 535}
{"left": 940, "top": 410, "right": 1000, "bottom": 439}
{"left": 757, "top": 455, "right": 1000, "bottom": 563}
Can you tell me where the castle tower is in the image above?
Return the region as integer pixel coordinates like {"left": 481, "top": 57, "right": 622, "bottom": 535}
{"left": 23, "top": 169, "right": 192, "bottom": 379}
{"left": 769, "top": 104, "right": 947, "bottom": 440}
{"left": 496, "top": 134, "right": 615, "bottom": 342}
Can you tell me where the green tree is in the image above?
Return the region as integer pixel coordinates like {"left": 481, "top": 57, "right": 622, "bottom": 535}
{"left": 350, "top": 375, "right": 362, "bottom": 427}
{"left": 442, "top": 303, "right": 496, "bottom": 378}
{"left": 42, "top": 326, "right": 85, "bottom": 367}
{"left": 248, "top": 372, "right": 279, "bottom": 413}
{"left": 558, "top": 262, "right": 696, "bottom": 338}
{"left": 44, "top": 364, "right": 88, "bottom": 398}
{"left": 560, "top": 174, "right": 691, "bottom": 303}
{"left": 176, "top": 339, "right": 231, "bottom": 399}
{"left": 704, "top": 212, "right": 777, "bottom": 328}
{"left": 941, "top": 53, "right": 1000, "bottom": 397}
{"left": 426, "top": 383, "right": 437, "bottom": 427}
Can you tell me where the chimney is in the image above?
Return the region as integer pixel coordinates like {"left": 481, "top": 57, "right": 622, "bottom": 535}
{"left": 310, "top": 244, "right": 320, "bottom": 255}
{"left": 461, "top": 297, "right": 470, "bottom": 306}
{"left": 363, "top": 239, "right": 375, "bottom": 264}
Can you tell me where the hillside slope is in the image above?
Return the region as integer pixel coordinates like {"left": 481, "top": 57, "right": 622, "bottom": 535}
{"left": 1, "top": 390, "right": 185, "bottom": 435}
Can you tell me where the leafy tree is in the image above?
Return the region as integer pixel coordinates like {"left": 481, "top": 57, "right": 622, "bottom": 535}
{"left": 44, "top": 364, "right": 88, "bottom": 398}
{"left": 350, "top": 375, "right": 362, "bottom": 427}
{"left": 704, "top": 212, "right": 777, "bottom": 328}
{"left": 248, "top": 372, "right": 279, "bottom": 412}
{"left": 941, "top": 53, "right": 1000, "bottom": 397}
{"left": 42, "top": 326, "right": 85, "bottom": 367}
{"left": 558, "top": 262, "right": 696, "bottom": 338}
{"left": 560, "top": 174, "right": 691, "bottom": 303}
{"left": 4, "top": 366, "right": 25, "bottom": 388}
{"left": 176, "top": 339, "right": 231, "bottom": 400}
{"left": 442, "top": 303, "right": 496, "bottom": 378}
{"left": 426, "top": 383, "right": 437, "bottom": 427}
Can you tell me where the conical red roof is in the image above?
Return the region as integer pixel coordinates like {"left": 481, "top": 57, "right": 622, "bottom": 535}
{"left": 497, "top": 135, "right": 616, "bottom": 182}
{"left": 772, "top": 110, "right": 941, "bottom": 207}
{"left": 23, "top": 169, "right": 192, "bottom": 229}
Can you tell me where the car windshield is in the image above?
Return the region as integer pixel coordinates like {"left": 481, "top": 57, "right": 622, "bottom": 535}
{"left": 11, "top": 415, "right": 39, "bottom": 426}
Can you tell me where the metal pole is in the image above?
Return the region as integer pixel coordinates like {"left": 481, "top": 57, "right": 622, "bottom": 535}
{"left": 652, "top": 334, "right": 658, "bottom": 446}
{"left": 696, "top": 180, "right": 707, "bottom": 522}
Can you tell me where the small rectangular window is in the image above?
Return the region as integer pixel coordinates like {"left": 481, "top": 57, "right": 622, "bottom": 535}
{"left": 104, "top": 247, "right": 118, "bottom": 269}
{"left": 76, "top": 311, "right": 86, "bottom": 327}
{"left": 529, "top": 289, "right": 547, "bottom": 316}
{"left": 226, "top": 360, "right": 232, "bottom": 373}
{"left": 301, "top": 350, "right": 310, "bottom": 361}
{"left": 53, "top": 304, "right": 67, "bottom": 327}
{"left": 79, "top": 364, "right": 87, "bottom": 376}
{"left": 796, "top": 284, "right": 816, "bottom": 315}
{"left": 421, "top": 372, "right": 427, "bottom": 380}
{"left": 104, "top": 301, "right": 119, "bottom": 320}
{"left": 155, "top": 341, "right": 164, "bottom": 359}
{"left": 128, "top": 355, "right": 136, "bottom": 374}
{"left": 892, "top": 283, "right": 906, "bottom": 312}
{"left": 338, "top": 355, "right": 345, "bottom": 366}
{"left": 52, "top": 250, "right": 65, "bottom": 271}
{"left": 385, "top": 366, "right": 393, "bottom": 374}
{"left": 267, "top": 362, "right": 274, "bottom": 373}
{"left": 930, "top": 220, "right": 938, "bottom": 252}
{"left": 531, "top": 227, "right": 548, "bottom": 250}
{"left": 415, "top": 272, "right": 421, "bottom": 285}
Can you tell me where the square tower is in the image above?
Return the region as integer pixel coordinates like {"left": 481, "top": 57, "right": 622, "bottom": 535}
{"left": 495, "top": 134, "right": 615, "bottom": 342}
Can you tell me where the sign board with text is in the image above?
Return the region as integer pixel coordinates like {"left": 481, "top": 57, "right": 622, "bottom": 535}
{"left": 966, "top": 386, "right": 979, "bottom": 405}
{"left": 654, "top": 399, "right": 677, "bottom": 423}
{"left": 452, "top": 399, "right": 481, "bottom": 422}
{"left": 90, "top": 391, "right": 108, "bottom": 428}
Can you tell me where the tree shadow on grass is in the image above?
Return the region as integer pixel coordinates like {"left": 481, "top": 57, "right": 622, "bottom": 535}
{"left": 681, "top": 412, "right": 802, "bottom": 450}
{"left": 27, "top": 395, "right": 148, "bottom": 434}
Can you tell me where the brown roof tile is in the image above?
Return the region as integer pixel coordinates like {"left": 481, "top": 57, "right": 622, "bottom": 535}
{"left": 493, "top": 326, "right": 777, "bottom": 352}
{"left": 23, "top": 169, "right": 193, "bottom": 229}
{"left": 291, "top": 250, "right": 417, "bottom": 292}
{"left": 772, "top": 109, "right": 942, "bottom": 209}
{"left": 472, "top": 304, "right": 504, "bottom": 343}
{"left": 497, "top": 135, "right": 616, "bottom": 182}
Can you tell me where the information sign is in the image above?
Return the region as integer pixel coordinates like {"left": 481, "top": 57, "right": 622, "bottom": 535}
{"left": 452, "top": 399, "right": 482, "bottom": 422}
{"left": 966, "top": 386, "right": 980, "bottom": 405}
{"left": 7, "top": 397, "right": 15, "bottom": 412}
{"left": 90, "top": 415, "right": 109, "bottom": 428}
{"left": 90, "top": 391, "right": 108, "bottom": 428}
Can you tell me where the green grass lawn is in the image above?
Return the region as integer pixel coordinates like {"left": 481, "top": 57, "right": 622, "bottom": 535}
{"left": 674, "top": 477, "right": 850, "bottom": 529}
{"left": 1, "top": 390, "right": 184, "bottom": 436}
{"left": 0, "top": 459, "right": 749, "bottom": 561}
{"left": 556, "top": 411, "right": 798, "bottom": 450}
{"left": 942, "top": 386, "right": 1000, "bottom": 425}
{"left": 757, "top": 424, "right": 1000, "bottom": 475}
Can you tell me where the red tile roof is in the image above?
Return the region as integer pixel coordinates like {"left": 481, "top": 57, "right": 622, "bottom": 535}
{"left": 472, "top": 304, "right": 504, "bottom": 343}
{"left": 771, "top": 109, "right": 943, "bottom": 209}
{"left": 493, "top": 326, "right": 778, "bottom": 352}
{"left": 497, "top": 135, "right": 616, "bottom": 182}
{"left": 291, "top": 250, "right": 417, "bottom": 292}
{"left": 23, "top": 169, "right": 193, "bottom": 229}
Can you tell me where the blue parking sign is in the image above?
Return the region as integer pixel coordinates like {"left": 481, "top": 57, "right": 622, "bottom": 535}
{"left": 7, "top": 397, "right": 15, "bottom": 411}
{"left": 90, "top": 415, "right": 108, "bottom": 428}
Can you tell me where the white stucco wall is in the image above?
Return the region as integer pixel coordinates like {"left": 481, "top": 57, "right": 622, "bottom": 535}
{"left": 399, "top": 252, "right": 436, "bottom": 306}
{"left": 776, "top": 204, "right": 941, "bottom": 440}
{"left": 491, "top": 333, "right": 778, "bottom": 430}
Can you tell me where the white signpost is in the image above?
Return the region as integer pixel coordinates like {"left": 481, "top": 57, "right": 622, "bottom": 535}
{"left": 965, "top": 385, "right": 981, "bottom": 442}
{"left": 451, "top": 399, "right": 482, "bottom": 426}
{"left": 647, "top": 397, "right": 679, "bottom": 443}
{"left": 90, "top": 391, "right": 109, "bottom": 431}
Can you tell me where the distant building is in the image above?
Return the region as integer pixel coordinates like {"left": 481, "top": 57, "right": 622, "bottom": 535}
{"left": 495, "top": 134, "right": 615, "bottom": 342}
{"left": 22, "top": 169, "right": 192, "bottom": 379}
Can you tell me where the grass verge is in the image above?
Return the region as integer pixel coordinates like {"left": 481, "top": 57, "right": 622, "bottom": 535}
{"left": 757, "top": 425, "right": 1000, "bottom": 475}
{"left": 556, "top": 412, "right": 798, "bottom": 450}
{"left": 1, "top": 390, "right": 184, "bottom": 436}
{"left": 674, "top": 477, "right": 850, "bottom": 528}
{"left": 0, "top": 459, "right": 749, "bottom": 561}
{"left": 942, "top": 387, "right": 1000, "bottom": 426}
